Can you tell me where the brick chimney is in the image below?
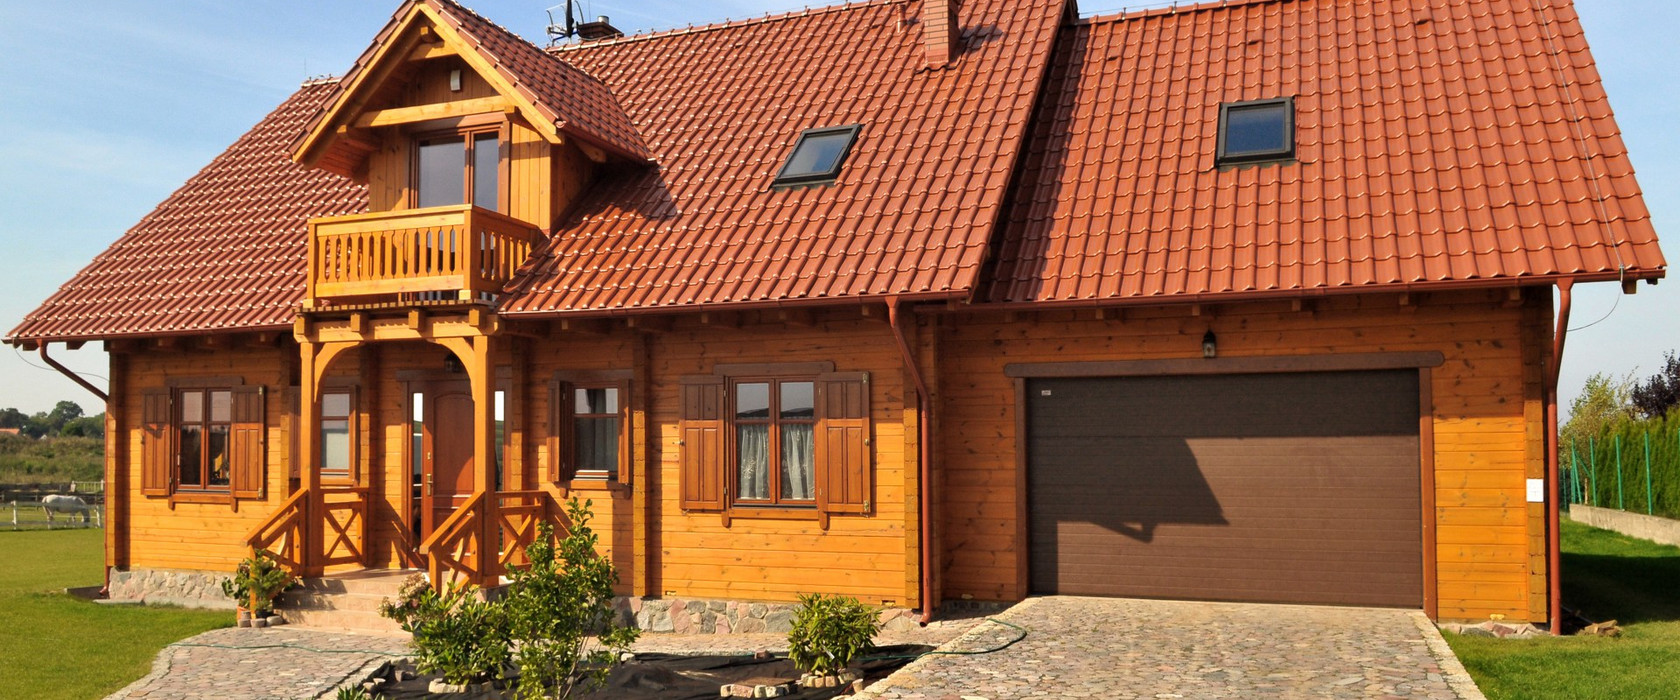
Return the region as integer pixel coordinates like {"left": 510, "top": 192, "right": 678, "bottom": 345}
{"left": 924, "top": 0, "right": 959, "bottom": 68}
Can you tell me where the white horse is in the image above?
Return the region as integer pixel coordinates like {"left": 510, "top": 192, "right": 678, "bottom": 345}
{"left": 41, "top": 494, "right": 90, "bottom": 524}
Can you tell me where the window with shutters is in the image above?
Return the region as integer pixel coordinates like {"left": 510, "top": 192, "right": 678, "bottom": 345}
{"left": 549, "top": 371, "right": 631, "bottom": 486}
{"left": 140, "top": 383, "right": 265, "bottom": 501}
{"left": 679, "top": 365, "right": 871, "bottom": 523}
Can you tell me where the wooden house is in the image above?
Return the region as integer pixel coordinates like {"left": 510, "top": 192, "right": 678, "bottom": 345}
{"left": 8, "top": 0, "right": 1666, "bottom": 630}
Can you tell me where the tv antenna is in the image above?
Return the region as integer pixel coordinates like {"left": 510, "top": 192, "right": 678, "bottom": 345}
{"left": 546, "top": 1, "right": 583, "bottom": 45}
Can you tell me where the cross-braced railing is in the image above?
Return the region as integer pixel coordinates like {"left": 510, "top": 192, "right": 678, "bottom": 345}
{"left": 421, "top": 490, "right": 566, "bottom": 588}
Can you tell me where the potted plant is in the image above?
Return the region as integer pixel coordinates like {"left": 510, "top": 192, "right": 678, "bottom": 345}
{"left": 223, "top": 549, "right": 297, "bottom": 626}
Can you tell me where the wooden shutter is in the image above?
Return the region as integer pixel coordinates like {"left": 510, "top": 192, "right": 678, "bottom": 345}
{"left": 140, "top": 389, "right": 171, "bottom": 496}
{"left": 816, "top": 372, "right": 871, "bottom": 514}
{"left": 230, "top": 386, "right": 266, "bottom": 499}
{"left": 548, "top": 379, "right": 575, "bottom": 484}
{"left": 679, "top": 376, "right": 725, "bottom": 511}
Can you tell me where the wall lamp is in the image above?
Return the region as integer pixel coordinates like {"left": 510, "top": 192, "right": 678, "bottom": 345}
{"left": 1202, "top": 330, "right": 1217, "bottom": 359}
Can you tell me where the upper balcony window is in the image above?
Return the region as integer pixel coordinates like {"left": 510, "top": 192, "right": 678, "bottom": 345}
{"left": 416, "top": 129, "right": 502, "bottom": 210}
{"left": 1216, "top": 98, "right": 1294, "bottom": 166}
{"left": 773, "top": 125, "right": 862, "bottom": 187}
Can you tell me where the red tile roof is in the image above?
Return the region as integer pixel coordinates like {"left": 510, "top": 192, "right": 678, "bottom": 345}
{"left": 980, "top": 0, "right": 1666, "bottom": 306}
{"left": 8, "top": 83, "right": 367, "bottom": 342}
{"left": 8, "top": 0, "right": 1667, "bottom": 344}
{"left": 498, "top": 0, "right": 1068, "bottom": 315}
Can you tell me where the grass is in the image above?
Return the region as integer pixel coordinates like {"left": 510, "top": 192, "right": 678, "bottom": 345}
{"left": 0, "top": 529, "right": 230, "bottom": 700}
{"left": 1445, "top": 519, "right": 1680, "bottom": 699}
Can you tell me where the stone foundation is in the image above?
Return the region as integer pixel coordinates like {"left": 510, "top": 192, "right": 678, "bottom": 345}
{"left": 614, "top": 596, "right": 923, "bottom": 635}
{"left": 108, "top": 568, "right": 235, "bottom": 609}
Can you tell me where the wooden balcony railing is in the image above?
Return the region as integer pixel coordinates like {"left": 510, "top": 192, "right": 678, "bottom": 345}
{"left": 420, "top": 490, "right": 565, "bottom": 588}
{"left": 243, "top": 486, "right": 371, "bottom": 576}
{"left": 305, "top": 205, "right": 545, "bottom": 307}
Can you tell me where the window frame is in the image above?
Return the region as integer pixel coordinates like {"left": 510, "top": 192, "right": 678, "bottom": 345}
{"left": 174, "top": 386, "right": 233, "bottom": 493}
{"left": 728, "top": 376, "right": 818, "bottom": 508}
{"left": 549, "top": 370, "right": 632, "bottom": 489}
{"left": 772, "top": 124, "right": 863, "bottom": 187}
{"left": 1215, "top": 97, "right": 1296, "bottom": 167}
{"left": 318, "top": 386, "right": 357, "bottom": 485}
{"left": 410, "top": 122, "right": 509, "bottom": 211}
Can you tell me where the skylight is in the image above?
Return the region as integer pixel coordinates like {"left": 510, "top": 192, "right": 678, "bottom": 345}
{"left": 1216, "top": 98, "right": 1294, "bottom": 166}
{"left": 773, "top": 125, "right": 862, "bottom": 186}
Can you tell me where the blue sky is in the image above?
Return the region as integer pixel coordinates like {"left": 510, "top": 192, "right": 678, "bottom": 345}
{"left": 0, "top": 0, "right": 1674, "bottom": 417}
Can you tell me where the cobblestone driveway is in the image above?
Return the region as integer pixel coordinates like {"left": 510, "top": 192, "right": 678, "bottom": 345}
{"left": 105, "top": 628, "right": 409, "bottom": 700}
{"left": 856, "top": 596, "right": 1486, "bottom": 700}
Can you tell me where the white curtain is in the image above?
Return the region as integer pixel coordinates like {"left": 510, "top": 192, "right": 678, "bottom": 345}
{"left": 738, "top": 425, "right": 770, "bottom": 499}
{"left": 781, "top": 424, "right": 814, "bottom": 500}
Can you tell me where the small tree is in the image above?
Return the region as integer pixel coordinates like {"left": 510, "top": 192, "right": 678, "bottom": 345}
{"left": 1631, "top": 351, "right": 1680, "bottom": 420}
{"left": 380, "top": 576, "right": 511, "bottom": 686}
{"left": 1562, "top": 372, "right": 1634, "bottom": 443}
{"left": 787, "top": 593, "right": 880, "bottom": 678}
{"left": 503, "top": 498, "right": 638, "bottom": 700}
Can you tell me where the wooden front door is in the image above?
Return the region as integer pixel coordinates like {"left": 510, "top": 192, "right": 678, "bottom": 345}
{"left": 417, "top": 380, "right": 476, "bottom": 542}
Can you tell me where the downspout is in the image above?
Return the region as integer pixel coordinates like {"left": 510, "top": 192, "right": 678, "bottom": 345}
{"left": 39, "top": 343, "right": 111, "bottom": 592}
{"left": 1547, "top": 280, "right": 1574, "bottom": 635}
{"left": 886, "top": 299, "right": 935, "bottom": 625}
{"left": 39, "top": 344, "right": 108, "bottom": 402}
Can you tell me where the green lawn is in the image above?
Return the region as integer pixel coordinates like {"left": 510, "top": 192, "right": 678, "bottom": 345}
{"left": 1446, "top": 519, "right": 1680, "bottom": 699}
{"left": 0, "top": 529, "right": 230, "bottom": 700}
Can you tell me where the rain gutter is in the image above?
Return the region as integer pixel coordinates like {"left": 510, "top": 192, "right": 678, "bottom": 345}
{"left": 886, "top": 298, "right": 936, "bottom": 625}
{"left": 1546, "top": 279, "right": 1573, "bottom": 635}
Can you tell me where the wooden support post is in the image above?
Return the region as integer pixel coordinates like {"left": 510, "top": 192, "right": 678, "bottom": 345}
{"left": 362, "top": 344, "right": 382, "bottom": 568}
{"left": 299, "top": 341, "right": 322, "bottom": 576}
{"left": 470, "top": 335, "right": 498, "bottom": 586}
{"left": 632, "top": 333, "right": 651, "bottom": 598}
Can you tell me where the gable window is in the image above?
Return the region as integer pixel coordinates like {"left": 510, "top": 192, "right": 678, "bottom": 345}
{"left": 1216, "top": 98, "right": 1294, "bottom": 166}
{"left": 773, "top": 125, "right": 862, "bottom": 186}
{"left": 177, "top": 388, "right": 232, "bottom": 490}
{"left": 319, "top": 388, "right": 355, "bottom": 482}
{"left": 415, "top": 129, "right": 502, "bottom": 210}
{"left": 679, "top": 365, "right": 872, "bottom": 526}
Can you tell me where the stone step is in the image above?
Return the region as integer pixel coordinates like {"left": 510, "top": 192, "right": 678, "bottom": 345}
{"left": 292, "top": 570, "right": 421, "bottom": 597}
{"left": 279, "top": 590, "right": 392, "bottom": 614}
{"left": 277, "top": 606, "right": 407, "bottom": 636}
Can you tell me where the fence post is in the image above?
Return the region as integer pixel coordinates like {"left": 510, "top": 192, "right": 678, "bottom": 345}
{"left": 1646, "top": 432, "right": 1655, "bottom": 516}
{"left": 1616, "top": 435, "right": 1625, "bottom": 511}
{"left": 1570, "top": 440, "right": 1582, "bottom": 505}
{"left": 1588, "top": 436, "right": 1598, "bottom": 507}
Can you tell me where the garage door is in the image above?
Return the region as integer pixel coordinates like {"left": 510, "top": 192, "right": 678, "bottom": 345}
{"left": 1027, "top": 370, "right": 1422, "bottom": 608}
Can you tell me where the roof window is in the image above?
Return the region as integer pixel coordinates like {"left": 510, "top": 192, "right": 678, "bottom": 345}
{"left": 773, "top": 125, "right": 862, "bottom": 186}
{"left": 1216, "top": 98, "right": 1294, "bottom": 166}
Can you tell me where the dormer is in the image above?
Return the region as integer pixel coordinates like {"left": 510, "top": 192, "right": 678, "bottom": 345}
{"left": 289, "top": 0, "right": 647, "bottom": 310}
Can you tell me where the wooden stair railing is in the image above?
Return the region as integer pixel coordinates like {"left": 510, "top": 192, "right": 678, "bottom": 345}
{"left": 244, "top": 489, "right": 309, "bottom": 574}
{"left": 420, "top": 490, "right": 568, "bottom": 588}
{"left": 243, "top": 486, "right": 372, "bottom": 576}
{"left": 319, "top": 486, "right": 371, "bottom": 569}
{"left": 420, "top": 491, "right": 488, "bottom": 588}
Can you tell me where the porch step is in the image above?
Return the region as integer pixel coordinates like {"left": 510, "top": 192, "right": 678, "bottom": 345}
{"left": 276, "top": 570, "right": 419, "bottom": 636}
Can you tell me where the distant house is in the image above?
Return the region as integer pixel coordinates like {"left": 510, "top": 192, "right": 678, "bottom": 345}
{"left": 7, "top": 0, "right": 1665, "bottom": 629}
{"left": 0, "top": 428, "right": 20, "bottom": 436}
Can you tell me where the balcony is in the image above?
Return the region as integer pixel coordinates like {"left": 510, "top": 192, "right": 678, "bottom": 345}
{"left": 304, "top": 205, "right": 545, "bottom": 309}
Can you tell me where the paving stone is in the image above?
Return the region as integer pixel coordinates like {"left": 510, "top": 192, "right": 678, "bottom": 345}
{"left": 105, "top": 628, "right": 408, "bottom": 700}
{"left": 853, "top": 597, "right": 1487, "bottom": 700}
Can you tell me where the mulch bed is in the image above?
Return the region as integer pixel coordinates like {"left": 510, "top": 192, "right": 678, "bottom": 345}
{"left": 375, "top": 645, "right": 931, "bottom": 699}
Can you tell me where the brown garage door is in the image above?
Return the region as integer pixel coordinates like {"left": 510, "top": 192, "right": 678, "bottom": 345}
{"left": 1027, "top": 370, "right": 1422, "bottom": 608}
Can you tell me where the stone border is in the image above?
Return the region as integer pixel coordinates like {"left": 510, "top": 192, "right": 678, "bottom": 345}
{"left": 1569, "top": 504, "right": 1680, "bottom": 547}
{"left": 616, "top": 596, "right": 923, "bottom": 635}
{"left": 850, "top": 596, "right": 1043, "bottom": 699}
{"left": 316, "top": 659, "right": 394, "bottom": 700}
{"left": 108, "top": 568, "right": 235, "bottom": 610}
{"left": 104, "top": 642, "right": 181, "bottom": 700}
{"left": 1411, "top": 612, "right": 1489, "bottom": 700}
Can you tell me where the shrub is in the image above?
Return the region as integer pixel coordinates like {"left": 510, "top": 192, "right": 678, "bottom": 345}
{"left": 379, "top": 575, "right": 510, "bottom": 686}
{"left": 221, "top": 549, "right": 296, "bottom": 614}
{"left": 787, "top": 593, "right": 880, "bottom": 677}
{"left": 503, "top": 498, "right": 639, "bottom": 700}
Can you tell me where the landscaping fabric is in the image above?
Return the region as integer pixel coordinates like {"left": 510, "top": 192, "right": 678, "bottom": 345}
{"left": 378, "top": 645, "right": 932, "bottom": 699}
